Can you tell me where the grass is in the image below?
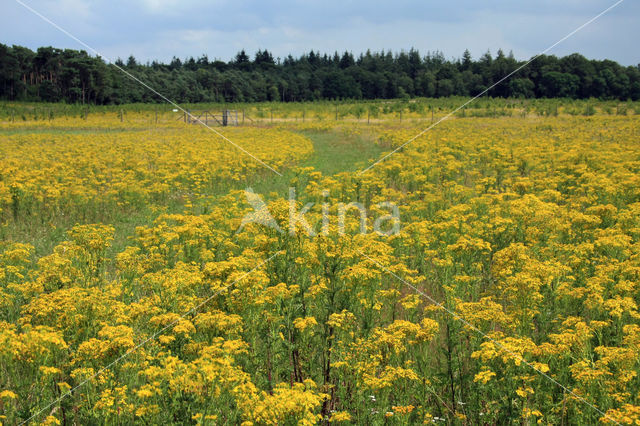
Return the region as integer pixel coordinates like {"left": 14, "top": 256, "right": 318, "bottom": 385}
{"left": 245, "top": 129, "right": 384, "bottom": 197}
{"left": 6, "top": 97, "right": 635, "bottom": 123}
{"left": 298, "top": 130, "right": 384, "bottom": 175}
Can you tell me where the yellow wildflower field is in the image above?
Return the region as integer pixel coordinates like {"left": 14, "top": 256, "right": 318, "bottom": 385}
{"left": 1, "top": 104, "right": 640, "bottom": 424}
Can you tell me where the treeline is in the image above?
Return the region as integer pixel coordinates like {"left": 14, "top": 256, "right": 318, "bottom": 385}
{"left": 1, "top": 44, "right": 639, "bottom": 103}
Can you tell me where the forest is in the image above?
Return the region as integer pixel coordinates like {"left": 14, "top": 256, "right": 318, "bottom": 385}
{"left": 1, "top": 44, "right": 639, "bottom": 104}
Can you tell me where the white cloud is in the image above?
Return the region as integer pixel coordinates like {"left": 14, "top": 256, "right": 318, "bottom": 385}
{"left": 139, "top": 0, "right": 186, "bottom": 14}
{"left": 44, "top": 0, "right": 92, "bottom": 20}
{"left": 2, "top": 0, "right": 638, "bottom": 65}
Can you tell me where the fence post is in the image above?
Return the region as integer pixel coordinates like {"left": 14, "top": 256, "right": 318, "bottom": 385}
{"left": 335, "top": 104, "right": 338, "bottom": 121}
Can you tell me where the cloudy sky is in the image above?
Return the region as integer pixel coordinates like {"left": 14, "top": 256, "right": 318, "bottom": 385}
{"left": 2, "top": 0, "right": 638, "bottom": 66}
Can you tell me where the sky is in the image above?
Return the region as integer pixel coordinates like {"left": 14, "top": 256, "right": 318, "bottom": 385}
{"left": 2, "top": 0, "right": 638, "bottom": 66}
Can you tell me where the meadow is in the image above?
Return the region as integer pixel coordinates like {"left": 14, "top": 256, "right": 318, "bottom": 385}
{"left": 1, "top": 98, "right": 640, "bottom": 425}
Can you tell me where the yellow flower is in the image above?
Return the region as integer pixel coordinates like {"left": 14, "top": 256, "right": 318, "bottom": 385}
{"left": 329, "top": 411, "right": 352, "bottom": 422}
{"left": 474, "top": 369, "right": 496, "bottom": 384}
{"left": 0, "top": 390, "right": 18, "bottom": 400}
{"left": 293, "top": 316, "right": 318, "bottom": 332}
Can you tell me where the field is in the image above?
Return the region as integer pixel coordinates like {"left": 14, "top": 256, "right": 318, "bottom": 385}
{"left": 1, "top": 98, "right": 640, "bottom": 424}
